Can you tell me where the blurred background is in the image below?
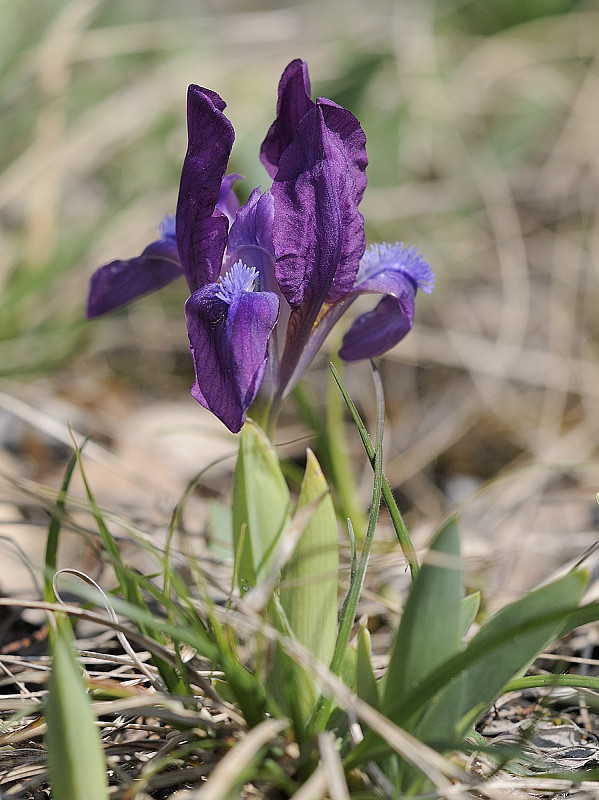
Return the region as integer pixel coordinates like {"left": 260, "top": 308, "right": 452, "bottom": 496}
{"left": 2, "top": 0, "right": 599, "bottom": 612}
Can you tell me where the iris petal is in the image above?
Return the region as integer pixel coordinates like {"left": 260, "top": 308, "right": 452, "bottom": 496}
{"left": 270, "top": 100, "right": 367, "bottom": 393}
{"left": 338, "top": 242, "right": 433, "bottom": 361}
{"left": 355, "top": 242, "right": 434, "bottom": 295}
{"left": 260, "top": 59, "right": 314, "bottom": 178}
{"left": 272, "top": 101, "right": 367, "bottom": 311}
{"left": 339, "top": 294, "right": 414, "bottom": 361}
{"left": 226, "top": 189, "right": 275, "bottom": 261}
{"left": 176, "top": 85, "right": 235, "bottom": 292}
{"left": 185, "top": 278, "right": 279, "bottom": 433}
{"left": 86, "top": 230, "right": 181, "bottom": 318}
{"left": 217, "top": 173, "right": 243, "bottom": 224}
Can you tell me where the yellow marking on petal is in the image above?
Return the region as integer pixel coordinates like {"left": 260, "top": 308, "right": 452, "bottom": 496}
{"left": 312, "top": 302, "right": 332, "bottom": 331}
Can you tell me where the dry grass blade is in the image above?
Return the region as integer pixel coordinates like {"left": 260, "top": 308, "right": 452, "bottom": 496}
{"left": 476, "top": 776, "right": 599, "bottom": 799}
{"left": 52, "top": 568, "right": 163, "bottom": 690}
{"left": 170, "top": 718, "right": 288, "bottom": 800}
{"left": 2, "top": 693, "right": 232, "bottom": 747}
{"left": 288, "top": 765, "right": 328, "bottom": 800}
{"left": 0, "top": 390, "right": 185, "bottom": 496}
{"left": 0, "top": 602, "right": 249, "bottom": 799}
{"left": 317, "top": 731, "right": 350, "bottom": 800}
{"left": 394, "top": 327, "right": 599, "bottom": 399}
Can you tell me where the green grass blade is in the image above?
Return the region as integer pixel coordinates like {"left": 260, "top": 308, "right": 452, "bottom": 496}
{"left": 69, "top": 435, "right": 185, "bottom": 694}
{"left": 331, "top": 361, "right": 384, "bottom": 678}
{"left": 504, "top": 673, "right": 599, "bottom": 693}
{"left": 69, "top": 435, "right": 140, "bottom": 599}
{"left": 44, "top": 443, "right": 85, "bottom": 603}
{"left": 328, "top": 361, "right": 419, "bottom": 579}
{"left": 46, "top": 615, "right": 108, "bottom": 800}
{"left": 60, "top": 582, "right": 268, "bottom": 728}
{"left": 326, "top": 356, "right": 368, "bottom": 535}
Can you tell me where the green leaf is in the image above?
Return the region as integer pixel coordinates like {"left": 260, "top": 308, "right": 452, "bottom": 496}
{"left": 280, "top": 449, "right": 339, "bottom": 670}
{"left": 460, "top": 591, "right": 481, "bottom": 638}
{"left": 271, "top": 450, "right": 339, "bottom": 735}
{"left": 380, "top": 517, "right": 464, "bottom": 772}
{"left": 322, "top": 641, "right": 360, "bottom": 745}
{"left": 268, "top": 638, "right": 316, "bottom": 742}
{"left": 206, "top": 499, "right": 233, "bottom": 560}
{"left": 339, "top": 638, "right": 359, "bottom": 693}
{"left": 46, "top": 616, "right": 108, "bottom": 800}
{"left": 233, "top": 420, "right": 290, "bottom": 591}
{"left": 348, "top": 570, "right": 589, "bottom": 769}
{"left": 382, "top": 518, "right": 463, "bottom": 711}
{"left": 454, "top": 569, "right": 588, "bottom": 734}
{"left": 357, "top": 625, "right": 379, "bottom": 709}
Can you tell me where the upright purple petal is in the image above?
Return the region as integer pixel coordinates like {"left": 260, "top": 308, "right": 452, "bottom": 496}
{"left": 185, "top": 271, "right": 279, "bottom": 433}
{"left": 176, "top": 86, "right": 235, "bottom": 292}
{"left": 225, "top": 190, "right": 289, "bottom": 393}
{"left": 226, "top": 189, "right": 275, "bottom": 261}
{"left": 272, "top": 101, "right": 367, "bottom": 311}
{"left": 260, "top": 59, "right": 314, "bottom": 178}
{"left": 217, "top": 173, "right": 242, "bottom": 224}
{"left": 317, "top": 99, "right": 368, "bottom": 206}
{"left": 87, "top": 220, "right": 182, "bottom": 318}
{"left": 269, "top": 100, "right": 367, "bottom": 394}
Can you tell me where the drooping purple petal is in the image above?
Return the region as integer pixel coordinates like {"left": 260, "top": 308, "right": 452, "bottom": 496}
{"left": 185, "top": 267, "right": 279, "bottom": 433}
{"left": 260, "top": 59, "right": 314, "bottom": 178}
{"left": 176, "top": 85, "right": 235, "bottom": 292}
{"left": 86, "top": 218, "right": 182, "bottom": 318}
{"left": 283, "top": 241, "right": 433, "bottom": 381}
{"left": 339, "top": 294, "right": 414, "bottom": 361}
{"left": 338, "top": 242, "right": 433, "bottom": 361}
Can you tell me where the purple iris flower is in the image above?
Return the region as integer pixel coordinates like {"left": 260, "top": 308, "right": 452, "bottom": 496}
{"left": 87, "top": 60, "right": 433, "bottom": 434}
